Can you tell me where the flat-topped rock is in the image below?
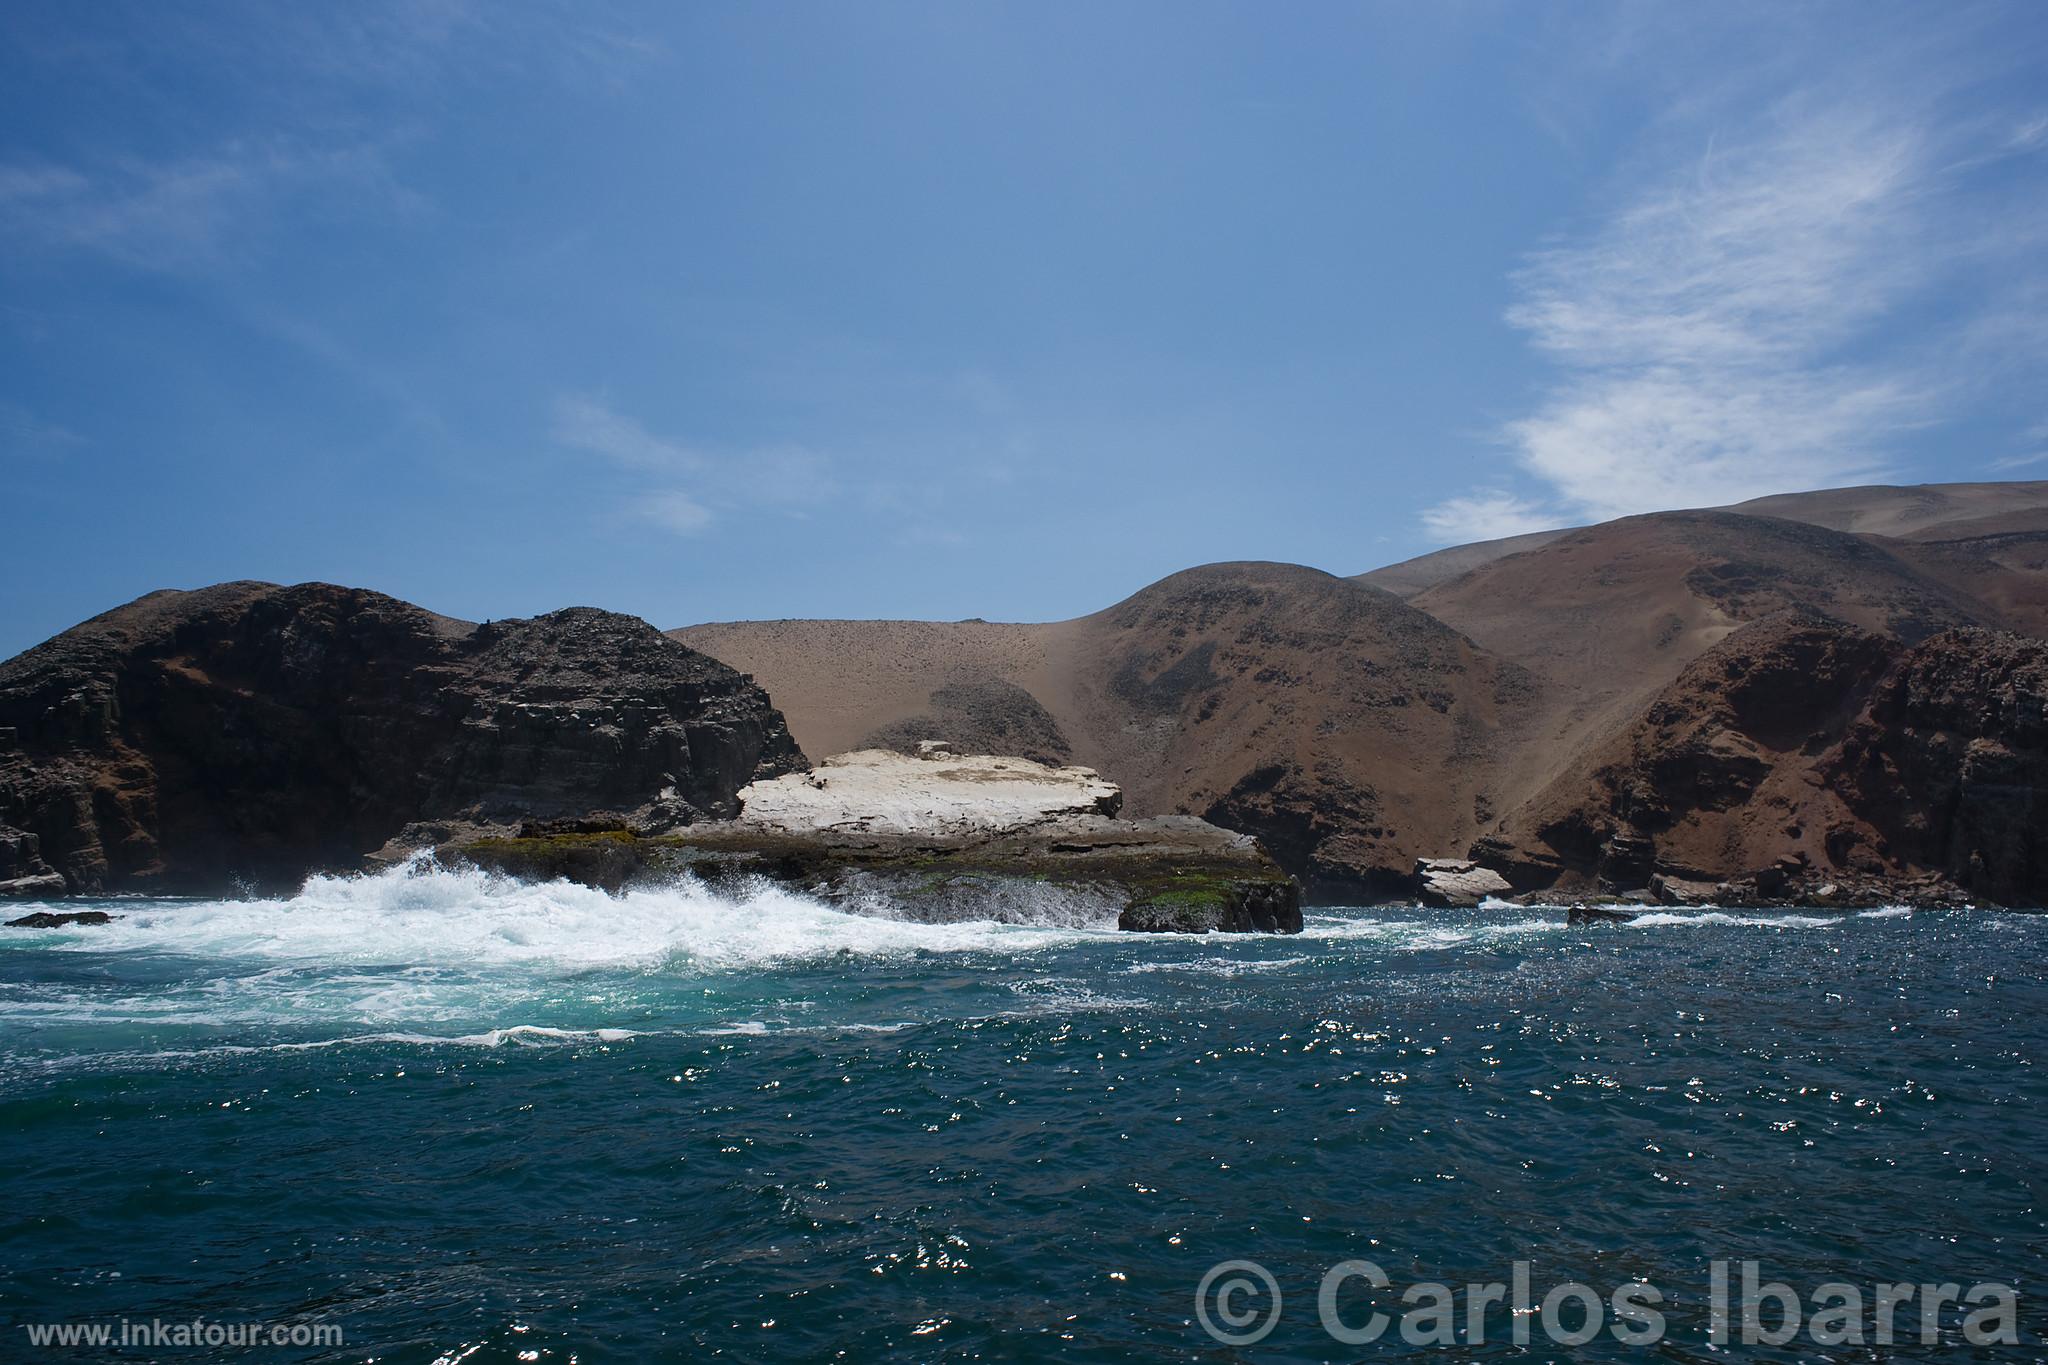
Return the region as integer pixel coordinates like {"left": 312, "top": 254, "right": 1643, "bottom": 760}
{"left": 735, "top": 746, "right": 1122, "bottom": 840}
{"left": 447, "top": 746, "right": 1301, "bottom": 934}
{"left": 1416, "top": 857, "right": 1513, "bottom": 907}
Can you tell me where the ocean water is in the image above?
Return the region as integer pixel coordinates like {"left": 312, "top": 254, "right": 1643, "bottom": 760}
{"left": 0, "top": 862, "right": 2042, "bottom": 1361}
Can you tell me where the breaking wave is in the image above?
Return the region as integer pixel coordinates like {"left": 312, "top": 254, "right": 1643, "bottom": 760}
{"left": 0, "top": 864, "right": 1956, "bottom": 1066}
{"left": 7, "top": 855, "right": 1117, "bottom": 973}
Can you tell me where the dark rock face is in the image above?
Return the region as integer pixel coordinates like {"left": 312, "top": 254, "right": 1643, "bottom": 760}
{"left": 1483, "top": 615, "right": 2048, "bottom": 906}
{"left": 861, "top": 679, "right": 1073, "bottom": 767}
{"left": 1827, "top": 630, "right": 2048, "bottom": 905}
{"left": 1200, "top": 760, "right": 1411, "bottom": 902}
{"left": 0, "top": 583, "right": 806, "bottom": 895}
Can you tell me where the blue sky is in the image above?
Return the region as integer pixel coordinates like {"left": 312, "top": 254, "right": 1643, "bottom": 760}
{"left": 2, "top": 2, "right": 2045, "bottom": 657}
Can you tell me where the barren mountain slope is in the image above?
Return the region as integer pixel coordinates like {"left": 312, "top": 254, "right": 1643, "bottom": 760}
{"left": 1882, "top": 506, "right": 2048, "bottom": 637}
{"left": 1406, "top": 510, "right": 1996, "bottom": 815}
{"left": 1055, "top": 563, "right": 1537, "bottom": 894}
{"left": 679, "top": 563, "right": 1539, "bottom": 895}
{"left": 674, "top": 618, "right": 1059, "bottom": 759}
{"left": 1356, "top": 528, "right": 1574, "bottom": 599}
{"left": 680, "top": 485, "right": 2048, "bottom": 903}
{"left": 1478, "top": 614, "right": 2048, "bottom": 905}
{"left": 1357, "top": 480, "right": 2048, "bottom": 599}
{"left": 1726, "top": 480, "right": 2048, "bottom": 537}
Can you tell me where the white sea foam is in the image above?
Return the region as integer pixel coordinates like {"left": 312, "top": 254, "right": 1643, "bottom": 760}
{"left": 2, "top": 863, "right": 1933, "bottom": 1062}
{"left": 700, "top": 1019, "right": 918, "bottom": 1037}
{"left": 1298, "top": 914, "right": 1567, "bottom": 948}
{"left": 271, "top": 1023, "right": 645, "bottom": 1050}
{"left": 1125, "top": 955, "right": 1312, "bottom": 977}
{"left": 13, "top": 1024, "right": 650, "bottom": 1074}
{"left": 16, "top": 857, "right": 1109, "bottom": 973}
{"left": 1624, "top": 910, "right": 1843, "bottom": 929}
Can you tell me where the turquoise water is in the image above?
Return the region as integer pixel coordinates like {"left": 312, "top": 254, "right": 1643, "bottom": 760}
{"left": 0, "top": 863, "right": 2042, "bottom": 1361}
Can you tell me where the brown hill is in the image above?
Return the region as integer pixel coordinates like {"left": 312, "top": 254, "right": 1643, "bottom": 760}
{"left": 1357, "top": 480, "right": 2048, "bottom": 598}
{"left": 1884, "top": 506, "right": 2048, "bottom": 638}
{"left": 1725, "top": 480, "right": 2048, "bottom": 536}
{"left": 1357, "top": 528, "right": 1573, "bottom": 600}
{"left": 1396, "top": 490, "right": 2048, "bottom": 903}
{"left": 679, "top": 563, "right": 1538, "bottom": 897}
{"left": 683, "top": 482, "right": 2048, "bottom": 904}
{"left": 677, "top": 617, "right": 1061, "bottom": 761}
{"left": 1405, "top": 510, "right": 1997, "bottom": 817}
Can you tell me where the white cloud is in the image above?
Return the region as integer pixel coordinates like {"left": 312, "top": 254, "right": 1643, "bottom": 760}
{"left": 1426, "top": 43, "right": 2048, "bottom": 543}
{"left": 1420, "top": 492, "right": 1559, "bottom": 544}
{"left": 1990, "top": 427, "right": 2048, "bottom": 473}
{"left": 638, "top": 490, "right": 714, "bottom": 535}
{"left": 1498, "top": 109, "right": 1935, "bottom": 523}
{"left": 550, "top": 393, "right": 834, "bottom": 536}
{"left": 0, "top": 141, "right": 416, "bottom": 271}
{"left": 551, "top": 394, "right": 700, "bottom": 474}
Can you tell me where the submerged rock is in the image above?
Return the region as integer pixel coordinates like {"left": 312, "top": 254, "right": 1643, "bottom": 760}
{"left": 447, "top": 749, "right": 1302, "bottom": 934}
{"left": 1565, "top": 903, "right": 1639, "bottom": 925}
{"left": 1120, "top": 879, "right": 1301, "bottom": 933}
{"left": 6, "top": 909, "right": 115, "bottom": 928}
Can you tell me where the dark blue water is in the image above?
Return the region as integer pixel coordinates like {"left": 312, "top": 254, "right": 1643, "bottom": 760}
{"left": 0, "top": 866, "right": 2042, "bottom": 1361}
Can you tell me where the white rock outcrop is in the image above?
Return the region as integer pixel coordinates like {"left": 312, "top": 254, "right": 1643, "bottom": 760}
{"left": 1415, "top": 857, "right": 1513, "bottom": 907}
{"left": 736, "top": 746, "right": 1123, "bottom": 839}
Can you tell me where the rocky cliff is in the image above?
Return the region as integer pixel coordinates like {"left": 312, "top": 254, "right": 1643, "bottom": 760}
{"left": 1827, "top": 628, "right": 2048, "bottom": 905}
{"left": 1480, "top": 616, "right": 2048, "bottom": 906}
{"left": 0, "top": 582, "right": 805, "bottom": 896}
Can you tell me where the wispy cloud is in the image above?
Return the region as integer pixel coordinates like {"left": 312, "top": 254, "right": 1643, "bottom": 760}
{"left": 1424, "top": 32, "right": 2048, "bottom": 542}
{"left": 552, "top": 394, "right": 700, "bottom": 474}
{"left": 0, "top": 141, "right": 417, "bottom": 272}
{"left": 1990, "top": 421, "right": 2048, "bottom": 472}
{"left": 1420, "top": 491, "right": 1558, "bottom": 543}
{"left": 640, "top": 490, "right": 714, "bottom": 535}
{"left": 0, "top": 2, "right": 660, "bottom": 277}
{"left": 550, "top": 394, "right": 833, "bottom": 536}
{"left": 0, "top": 401, "right": 87, "bottom": 460}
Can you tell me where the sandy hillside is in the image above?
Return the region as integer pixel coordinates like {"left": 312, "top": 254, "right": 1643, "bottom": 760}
{"left": 680, "top": 563, "right": 1538, "bottom": 896}
{"left": 677, "top": 482, "right": 2048, "bottom": 900}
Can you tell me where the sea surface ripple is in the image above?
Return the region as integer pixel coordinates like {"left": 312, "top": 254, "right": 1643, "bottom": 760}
{"left": 0, "top": 862, "right": 2041, "bottom": 1360}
